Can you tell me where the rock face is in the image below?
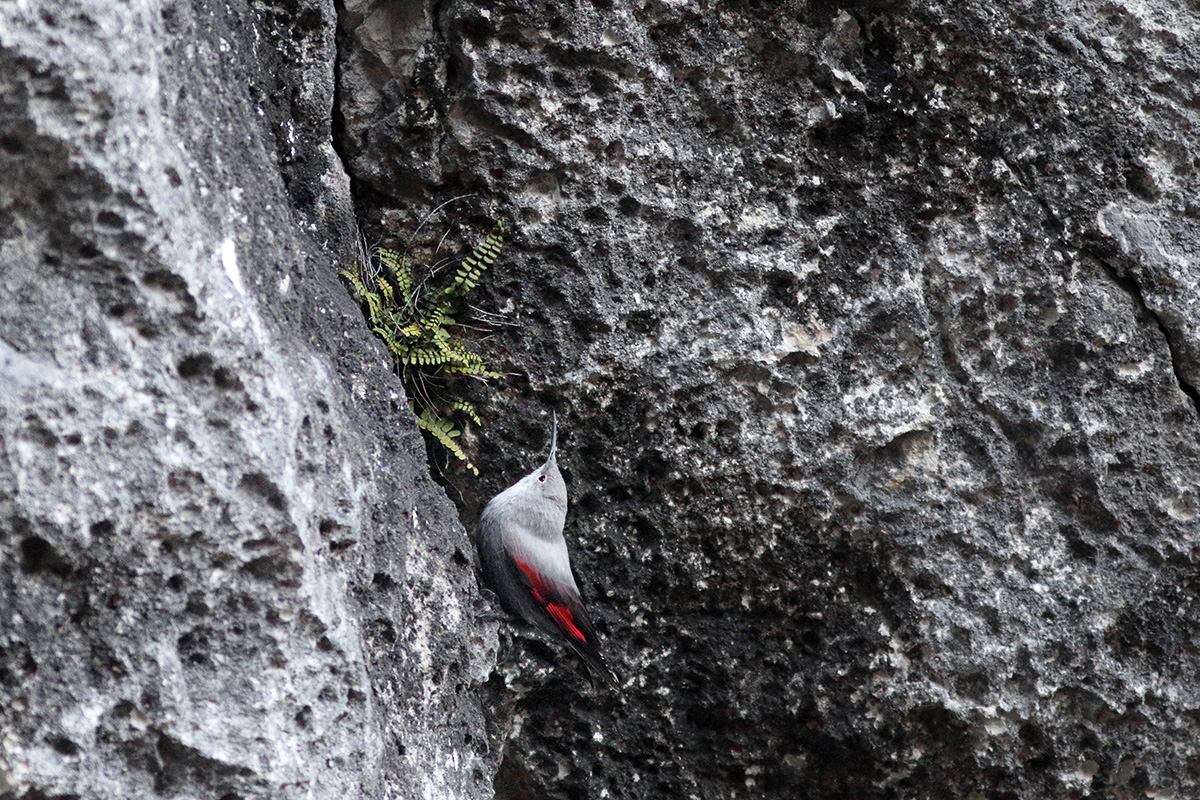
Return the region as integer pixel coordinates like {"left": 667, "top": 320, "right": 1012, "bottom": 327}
{"left": 5, "top": 0, "right": 1200, "bottom": 799}
{"left": 337, "top": 0, "right": 1200, "bottom": 798}
{"left": 0, "top": 2, "right": 493, "bottom": 799}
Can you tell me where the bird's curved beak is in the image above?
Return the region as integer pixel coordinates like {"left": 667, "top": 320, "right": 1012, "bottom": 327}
{"left": 547, "top": 411, "right": 558, "bottom": 465}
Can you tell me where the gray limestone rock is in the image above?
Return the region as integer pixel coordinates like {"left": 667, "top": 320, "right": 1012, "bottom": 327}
{"left": 5, "top": 0, "right": 1200, "bottom": 798}
{"left": 337, "top": 0, "right": 1200, "bottom": 798}
{"left": 0, "top": 1, "right": 493, "bottom": 799}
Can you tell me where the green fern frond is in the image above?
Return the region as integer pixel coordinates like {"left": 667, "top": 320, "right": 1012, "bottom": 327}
{"left": 416, "top": 408, "right": 478, "bottom": 475}
{"left": 377, "top": 276, "right": 395, "bottom": 307}
{"left": 379, "top": 249, "right": 416, "bottom": 308}
{"left": 447, "top": 223, "right": 505, "bottom": 298}
{"left": 341, "top": 220, "right": 508, "bottom": 476}
{"left": 373, "top": 325, "right": 398, "bottom": 346}
{"left": 453, "top": 399, "right": 482, "bottom": 426}
{"left": 339, "top": 268, "right": 368, "bottom": 296}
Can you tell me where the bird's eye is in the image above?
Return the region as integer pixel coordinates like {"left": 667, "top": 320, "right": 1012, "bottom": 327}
{"left": 538, "top": 475, "right": 547, "bottom": 483}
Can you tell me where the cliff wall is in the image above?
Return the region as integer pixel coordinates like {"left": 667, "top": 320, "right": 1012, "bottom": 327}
{"left": 3, "top": 1, "right": 1199, "bottom": 799}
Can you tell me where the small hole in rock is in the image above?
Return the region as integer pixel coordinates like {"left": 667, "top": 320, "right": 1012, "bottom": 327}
{"left": 96, "top": 210, "right": 125, "bottom": 229}
{"left": 177, "top": 354, "right": 214, "bottom": 379}
{"left": 213, "top": 368, "right": 243, "bottom": 391}
{"left": 49, "top": 736, "right": 79, "bottom": 755}
{"left": 294, "top": 706, "right": 313, "bottom": 729}
{"left": 20, "top": 537, "right": 71, "bottom": 577}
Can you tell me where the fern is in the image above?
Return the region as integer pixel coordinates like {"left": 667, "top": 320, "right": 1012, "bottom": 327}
{"left": 341, "top": 221, "right": 508, "bottom": 475}
{"left": 448, "top": 225, "right": 504, "bottom": 296}
{"left": 415, "top": 408, "right": 474, "bottom": 473}
{"left": 453, "top": 399, "right": 482, "bottom": 426}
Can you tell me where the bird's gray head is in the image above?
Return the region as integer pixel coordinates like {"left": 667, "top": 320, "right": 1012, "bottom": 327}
{"left": 512, "top": 413, "right": 567, "bottom": 513}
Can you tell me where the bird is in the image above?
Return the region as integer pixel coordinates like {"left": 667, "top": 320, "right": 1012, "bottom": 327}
{"left": 477, "top": 413, "right": 620, "bottom": 689}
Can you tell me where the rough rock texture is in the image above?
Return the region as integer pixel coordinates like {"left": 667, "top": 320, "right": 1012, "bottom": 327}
{"left": 337, "top": 0, "right": 1200, "bottom": 798}
{"left": 5, "top": 0, "right": 1200, "bottom": 798}
{"left": 0, "top": 1, "right": 494, "bottom": 799}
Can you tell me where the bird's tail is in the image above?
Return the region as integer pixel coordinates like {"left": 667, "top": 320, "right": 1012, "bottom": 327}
{"left": 571, "top": 639, "right": 621, "bottom": 691}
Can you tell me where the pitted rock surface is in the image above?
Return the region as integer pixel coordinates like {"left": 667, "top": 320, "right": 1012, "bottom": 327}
{"left": 338, "top": 1, "right": 1200, "bottom": 798}
{"left": 1, "top": 2, "right": 494, "bottom": 799}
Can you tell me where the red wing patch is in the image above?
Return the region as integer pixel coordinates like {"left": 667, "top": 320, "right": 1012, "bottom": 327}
{"left": 513, "top": 558, "right": 550, "bottom": 604}
{"left": 513, "top": 558, "right": 588, "bottom": 642}
{"left": 546, "top": 603, "right": 586, "bottom": 642}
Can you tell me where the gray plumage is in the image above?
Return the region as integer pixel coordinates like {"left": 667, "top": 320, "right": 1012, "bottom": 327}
{"left": 478, "top": 415, "right": 619, "bottom": 689}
